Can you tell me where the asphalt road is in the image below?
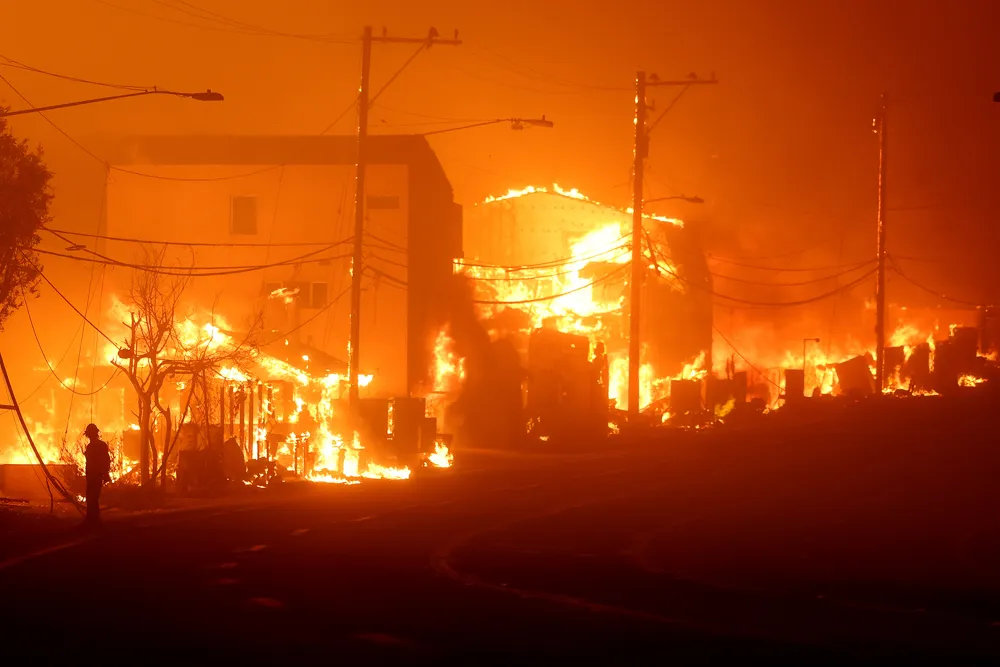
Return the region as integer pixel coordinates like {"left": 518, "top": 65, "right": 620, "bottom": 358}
{"left": 1, "top": 426, "right": 999, "bottom": 665}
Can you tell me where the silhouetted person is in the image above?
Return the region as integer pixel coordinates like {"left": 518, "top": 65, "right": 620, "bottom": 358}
{"left": 83, "top": 423, "right": 111, "bottom": 527}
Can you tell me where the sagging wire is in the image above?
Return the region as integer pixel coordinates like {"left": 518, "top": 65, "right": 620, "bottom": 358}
{"left": 888, "top": 256, "right": 984, "bottom": 307}
{"left": 0, "top": 352, "right": 85, "bottom": 515}
{"left": 20, "top": 286, "right": 120, "bottom": 397}
{"left": 30, "top": 243, "right": 352, "bottom": 277}
{"left": 472, "top": 263, "right": 631, "bottom": 305}
{"left": 35, "top": 228, "right": 341, "bottom": 248}
{"left": 711, "top": 259, "right": 877, "bottom": 287}
{"left": 262, "top": 284, "right": 353, "bottom": 346}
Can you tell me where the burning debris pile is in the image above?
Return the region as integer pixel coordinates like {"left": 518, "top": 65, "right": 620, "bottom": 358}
{"left": 436, "top": 185, "right": 999, "bottom": 438}
{"left": 1, "top": 293, "right": 452, "bottom": 497}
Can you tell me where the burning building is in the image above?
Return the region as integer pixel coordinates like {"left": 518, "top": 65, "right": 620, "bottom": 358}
{"left": 457, "top": 185, "right": 713, "bottom": 415}
{"left": 102, "top": 134, "right": 461, "bottom": 396}
{"left": 0, "top": 135, "right": 462, "bottom": 493}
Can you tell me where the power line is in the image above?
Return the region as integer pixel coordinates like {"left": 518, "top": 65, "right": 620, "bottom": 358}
{"left": 888, "top": 258, "right": 984, "bottom": 307}
{"left": 0, "top": 352, "right": 85, "bottom": 515}
{"left": 709, "top": 235, "right": 844, "bottom": 264}
{"left": 38, "top": 228, "right": 353, "bottom": 275}
{"left": 365, "top": 266, "right": 407, "bottom": 287}
{"left": 708, "top": 254, "right": 876, "bottom": 273}
{"left": 472, "top": 263, "right": 630, "bottom": 305}
{"left": 15, "top": 320, "right": 88, "bottom": 403}
{"left": 44, "top": 226, "right": 345, "bottom": 248}
{"left": 690, "top": 266, "right": 875, "bottom": 308}
{"left": 364, "top": 231, "right": 407, "bottom": 252}
{"left": 467, "top": 48, "right": 627, "bottom": 92}
{"left": 457, "top": 238, "right": 631, "bottom": 271}
{"left": 456, "top": 250, "right": 632, "bottom": 282}
{"left": 370, "top": 45, "right": 426, "bottom": 104}
{"left": 647, "top": 85, "right": 691, "bottom": 135}
{"left": 320, "top": 97, "right": 359, "bottom": 136}
{"left": 712, "top": 324, "right": 782, "bottom": 390}
{"left": 710, "top": 260, "right": 876, "bottom": 287}
{"left": 262, "top": 284, "right": 351, "bottom": 346}
{"left": 891, "top": 253, "right": 964, "bottom": 265}
{"left": 168, "top": 0, "right": 354, "bottom": 42}
{"left": 370, "top": 103, "right": 484, "bottom": 123}
{"left": 30, "top": 245, "right": 353, "bottom": 277}
{"left": 0, "top": 67, "right": 294, "bottom": 182}
{"left": 29, "top": 263, "right": 118, "bottom": 346}
{"left": 110, "top": 164, "right": 282, "bottom": 182}
{"left": 90, "top": 0, "right": 353, "bottom": 42}
{"left": 22, "top": 288, "right": 120, "bottom": 396}
{"left": 0, "top": 71, "right": 106, "bottom": 165}
{"left": 0, "top": 55, "right": 147, "bottom": 91}
{"left": 440, "top": 60, "right": 609, "bottom": 96}
{"left": 649, "top": 242, "right": 877, "bottom": 308}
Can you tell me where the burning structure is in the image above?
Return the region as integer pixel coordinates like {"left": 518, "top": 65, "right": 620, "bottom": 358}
{"left": 3, "top": 145, "right": 997, "bottom": 498}
{"left": 1, "top": 135, "right": 461, "bottom": 493}
{"left": 450, "top": 184, "right": 713, "bottom": 436}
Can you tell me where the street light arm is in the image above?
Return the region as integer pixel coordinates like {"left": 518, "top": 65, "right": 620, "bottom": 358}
{"left": 0, "top": 89, "right": 223, "bottom": 117}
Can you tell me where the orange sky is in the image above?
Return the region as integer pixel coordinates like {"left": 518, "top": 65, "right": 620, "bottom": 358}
{"left": 2, "top": 0, "right": 999, "bottom": 310}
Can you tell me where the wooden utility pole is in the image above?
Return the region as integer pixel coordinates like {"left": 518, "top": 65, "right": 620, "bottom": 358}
{"left": 347, "top": 26, "right": 461, "bottom": 405}
{"left": 348, "top": 26, "right": 373, "bottom": 406}
{"left": 874, "top": 93, "right": 888, "bottom": 392}
{"left": 628, "top": 72, "right": 718, "bottom": 415}
{"left": 628, "top": 72, "right": 648, "bottom": 416}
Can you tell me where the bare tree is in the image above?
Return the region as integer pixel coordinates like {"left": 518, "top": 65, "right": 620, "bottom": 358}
{"left": 112, "top": 247, "right": 261, "bottom": 491}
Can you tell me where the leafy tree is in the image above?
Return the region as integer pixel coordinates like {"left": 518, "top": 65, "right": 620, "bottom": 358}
{"left": 0, "top": 110, "right": 53, "bottom": 330}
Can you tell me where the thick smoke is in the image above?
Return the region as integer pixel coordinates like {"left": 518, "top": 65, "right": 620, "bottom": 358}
{"left": 441, "top": 275, "right": 526, "bottom": 450}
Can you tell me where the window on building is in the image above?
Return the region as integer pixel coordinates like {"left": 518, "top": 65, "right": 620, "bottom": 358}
{"left": 311, "top": 282, "right": 328, "bottom": 309}
{"left": 231, "top": 196, "right": 258, "bottom": 235}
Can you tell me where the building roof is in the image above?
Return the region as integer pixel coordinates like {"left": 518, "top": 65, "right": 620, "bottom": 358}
{"left": 102, "top": 134, "right": 443, "bottom": 168}
{"left": 475, "top": 185, "right": 684, "bottom": 228}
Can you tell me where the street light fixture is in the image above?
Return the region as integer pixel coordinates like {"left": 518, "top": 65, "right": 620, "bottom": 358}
{"left": 645, "top": 194, "right": 705, "bottom": 204}
{"left": 0, "top": 89, "right": 224, "bottom": 117}
{"left": 421, "top": 116, "right": 553, "bottom": 137}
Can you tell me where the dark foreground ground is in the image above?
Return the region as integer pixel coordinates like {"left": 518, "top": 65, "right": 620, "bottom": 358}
{"left": 1, "top": 397, "right": 999, "bottom": 665}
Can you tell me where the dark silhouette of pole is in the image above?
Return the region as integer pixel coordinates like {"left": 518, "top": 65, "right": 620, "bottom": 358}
{"left": 627, "top": 72, "right": 717, "bottom": 415}
{"left": 347, "top": 27, "right": 460, "bottom": 405}
{"left": 0, "top": 89, "right": 223, "bottom": 117}
{"left": 628, "top": 71, "right": 647, "bottom": 415}
{"left": 875, "top": 94, "right": 887, "bottom": 392}
{"left": 348, "top": 26, "right": 373, "bottom": 405}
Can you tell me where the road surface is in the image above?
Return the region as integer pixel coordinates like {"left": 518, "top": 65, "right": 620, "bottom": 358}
{"left": 1, "top": 434, "right": 998, "bottom": 664}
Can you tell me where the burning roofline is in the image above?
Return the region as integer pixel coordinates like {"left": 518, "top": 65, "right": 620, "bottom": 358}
{"left": 476, "top": 184, "right": 684, "bottom": 228}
